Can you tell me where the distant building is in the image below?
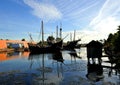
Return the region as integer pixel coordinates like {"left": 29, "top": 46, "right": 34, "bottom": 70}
{"left": 0, "top": 40, "right": 29, "bottom": 50}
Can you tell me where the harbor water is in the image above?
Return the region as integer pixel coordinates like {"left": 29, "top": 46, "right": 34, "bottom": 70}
{"left": 0, "top": 47, "right": 120, "bottom": 85}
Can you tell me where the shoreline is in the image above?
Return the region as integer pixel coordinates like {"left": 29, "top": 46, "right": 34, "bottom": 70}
{"left": 0, "top": 48, "right": 14, "bottom": 53}
{"left": 0, "top": 48, "right": 29, "bottom": 53}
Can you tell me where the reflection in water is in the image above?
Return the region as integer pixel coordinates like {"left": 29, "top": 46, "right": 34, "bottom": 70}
{"left": 86, "top": 62, "right": 104, "bottom": 82}
{"left": 0, "top": 52, "right": 30, "bottom": 85}
{"left": 0, "top": 52, "right": 30, "bottom": 62}
{"left": 52, "top": 51, "right": 64, "bottom": 63}
{"left": 52, "top": 52, "right": 64, "bottom": 78}
{"left": 69, "top": 50, "right": 81, "bottom": 58}
{"left": 28, "top": 52, "right": 63, "bottom": 85}
{"left": 103, "top": 61, "right": 119, "bottom": 77}
{"left": 69, "top": 49, "right": 81, "bottom": 63}
{"left": 0, "top": 48, "right": 120, "bottom": 85}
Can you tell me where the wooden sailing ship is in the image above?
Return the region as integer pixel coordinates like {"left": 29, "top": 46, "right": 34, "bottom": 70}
{"left": 28, "top": 21, "right": 63, "bottom": 54}
{"left": 63, "top": 30, "right": 81, "bottom": 50}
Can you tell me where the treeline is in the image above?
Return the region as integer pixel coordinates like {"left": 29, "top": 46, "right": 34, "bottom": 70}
{"left": 104, "top": 26, "right": 120, "bottom": 54}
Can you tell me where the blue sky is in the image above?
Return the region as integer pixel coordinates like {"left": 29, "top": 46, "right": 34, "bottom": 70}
{"left": 0, "top": 0, "right": 120, "bottom": 43}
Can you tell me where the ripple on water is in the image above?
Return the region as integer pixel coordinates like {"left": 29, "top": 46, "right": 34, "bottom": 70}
{"left": 63, "top": 62, "right": 87, "bottom": 72}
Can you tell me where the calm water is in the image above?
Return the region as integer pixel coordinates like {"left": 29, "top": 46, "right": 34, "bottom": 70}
{"left": 0, "top": 48, "right": 120, "bottom": 85}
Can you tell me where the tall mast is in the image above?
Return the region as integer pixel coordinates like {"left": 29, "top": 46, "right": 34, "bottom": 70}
{"left": 28, "top": 33, "right": 34, "bottom": 43}
{"left": 60, "top": 23, "right": 62, "bottom": 39}
{"left": 73, "top": 30, "right": 76, "bottom": 41}
{"left": 70, "top": 33, "right": 72, "bottom": 41}
{"left": 56, "top": 25, "right": 58, "bottom": 39}
{"left": 41, "top": 20, "right": 44, "bottom": 46}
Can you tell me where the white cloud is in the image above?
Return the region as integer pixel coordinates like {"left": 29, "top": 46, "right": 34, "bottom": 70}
{"left": 82, "top": 0, "right": 120, "bottom": 43}
{"left": 90, "top": 0, "right": 120, "bottom": 33}
{"left": 62, "top": 30, "right": 105, "bottom": 43}
{"left": 92, "top": 17, "right": 119, "bottom": 33}
{"left": 23, "top": 0, "right": 62, "bottom": 21}
{"left": 79, "top": 30, "right": 106, "bottom": 43}
{"left": 74, "top": 30, "right": 106, "bottom": 43}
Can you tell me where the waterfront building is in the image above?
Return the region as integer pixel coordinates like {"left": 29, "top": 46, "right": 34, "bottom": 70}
{"left": 0, "top": 40, "right": 29, "bottom": 52}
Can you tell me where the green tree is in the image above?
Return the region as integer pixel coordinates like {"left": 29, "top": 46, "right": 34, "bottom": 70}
{"left": 104, "top": 33, "right": 114, "bottom": 49}
{"left": 47, "top": 36, "right": 55, "bottom": 45}
{"left": 56, "top": 37, "right": 62, "bottom": 42}
{"left": 114, "top": 26, "right": 120, "bottom": 53}
{"left": 21, "top": 38, "right": 25, "bottom": 41}
{"left": 47, "top": 36, "right": 55, "bottom": 42}
{"left": 104, "top": 26, "right": 120, "bottom": 53}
